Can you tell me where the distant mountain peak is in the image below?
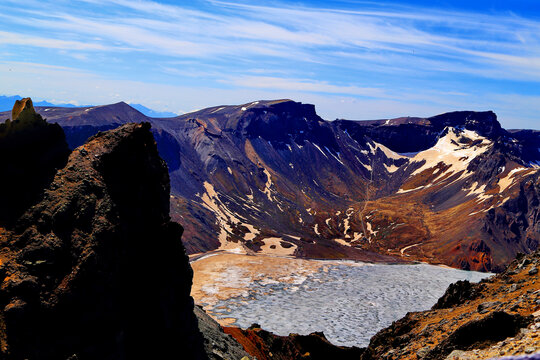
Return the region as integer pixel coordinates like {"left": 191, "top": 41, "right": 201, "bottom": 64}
{"left": 128, "top": 103, "right": 178, "bottom": 118}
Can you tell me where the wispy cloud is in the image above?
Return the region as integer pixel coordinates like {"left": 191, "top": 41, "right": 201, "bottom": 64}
{"left": 0, "top": 31, "right": 110, "bottom": 51}
{"left": 223, "top": 76, "right": 388, "bottom": 97}
{"left": 2, "top": 0, "right": 539, "bottom": 70}
{"left": 0, "top": 0, "right": 539, "bottom": 128}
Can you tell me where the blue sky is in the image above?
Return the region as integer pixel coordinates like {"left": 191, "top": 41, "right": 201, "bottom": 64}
{"left": 0, "top": 0, "right": 539, "bottom": 129}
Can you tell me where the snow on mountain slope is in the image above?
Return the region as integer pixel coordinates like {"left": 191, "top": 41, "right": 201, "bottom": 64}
{"left": 410, "top": 128, "right": 492, "bottom": 177}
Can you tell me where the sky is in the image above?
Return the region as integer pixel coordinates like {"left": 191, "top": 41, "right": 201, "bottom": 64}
{"left": 0, "top": 0, "right": 539, "bottom": 129}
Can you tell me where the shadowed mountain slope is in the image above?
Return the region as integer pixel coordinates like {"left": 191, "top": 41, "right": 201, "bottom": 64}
{"left": 3, "top": 100, "right": 538, "bottom": 271}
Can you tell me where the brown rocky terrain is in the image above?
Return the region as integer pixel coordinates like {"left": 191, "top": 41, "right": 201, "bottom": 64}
{"left": 194, "top": 305, "right": 252, "bottom": 360}
{"left": 360, "top": 250, "right": 540, "bottom": 359}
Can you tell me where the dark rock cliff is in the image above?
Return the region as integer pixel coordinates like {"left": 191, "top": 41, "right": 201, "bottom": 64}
{"left": 0, "top": 118, "right": 207, "bottom": 358}
{"left": 336, "top": 110, "right": 503, "bottom": 153}
{"left": 482, "top": 173, "right": 540, "bottom": 270}
{"left": 0, "top": 98, "right": 70, "bottom": 225}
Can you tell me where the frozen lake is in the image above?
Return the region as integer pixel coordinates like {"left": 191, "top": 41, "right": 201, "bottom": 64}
{"left": 207, "top": 261, "right": 490, "bottom": 347}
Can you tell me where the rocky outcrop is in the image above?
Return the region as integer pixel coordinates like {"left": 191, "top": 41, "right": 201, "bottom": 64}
{"left": 0, "top": 119, "right": 207, "bottom": 359}
{"left": 336, "top": 110, "right": 503, "bottom": 153}
{"left": 194, "top": 306, "right": 252, "bottom": 360}
{"left": 423, "top": 311, "right": 531, "bottom": 360}
{"left": 482, "top": 173, "right": 540, "bottom": 270}
{"left": 0, "top": 98, "right": 70, "bottom": 225}
{"left": 360, "top": 250, "right": 540, "bottom": 359}
{"left": 224, "top": 324, "right": 363, "bottom": 360}
{"left": 432, "top": 280, "right": 485, "bottom": 310}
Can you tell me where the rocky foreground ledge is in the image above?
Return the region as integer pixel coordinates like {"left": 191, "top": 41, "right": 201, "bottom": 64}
{"left": 359, "top": 250, "right": 539, "bottom": 360}
{"left": 0, "top": 99, "right": 207, "bottom": 358}
{"left": 228, "top": 251, "right": 538, "bottom": 360}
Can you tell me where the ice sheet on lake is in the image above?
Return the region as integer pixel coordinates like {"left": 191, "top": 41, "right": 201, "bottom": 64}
{"left": 210, "top": 263, "right": 490, "bottom": 347}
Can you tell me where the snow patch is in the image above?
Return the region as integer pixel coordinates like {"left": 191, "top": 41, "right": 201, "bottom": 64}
{"left": 464, "top": 182, "right": 490, "bottom": 202}
{"left": 397, "top": 186, "right": 425, "bottom": 194}
{"left": 384, "top": 163, "right": 400, "bottom": 173}
{"left": 324, "top": 146, "right": 345, "bottom": 165}
{"left": 199, "top": 182, "right": 246, "bottom": 254}
{"left": 369, "top": 141, "right": 407, "bottom": 160}
{"left": 498, "top": 167, "right": 528, "bottom": 193}
{"left": 242, "top": 223, "right": 259, "bottom": 241}
{"left": 262, "top": 168, "right": 275, "bottom": 202}
{"left": 334, "top": 238, "right": 352, "bottom": 247}
{"left": 366, "top": 222, "right": 378, "bottom": 239}
{"left": 343, "top": 208, "right": 355, "bottom": 238}
{"left": 260, "top": 237, "right": 297, "bottom": 257}
{"left": 210, "top": 106, "right": 226, "bottom": 114}
{"left": 246, "top": 189, "right": 254, "bottom": 201}
{"left": 312, "top": 143, "right": 328, "bottom": 158}
{"left": 400, "top": 243, "right": 422, "bottom": 256}
{"left": 410, "top": 128, "right": 492, "bottom": 178}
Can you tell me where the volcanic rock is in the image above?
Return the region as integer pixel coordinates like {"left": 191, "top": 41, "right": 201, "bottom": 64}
{"left": 224, "top": 325, "right": 363, "bottom": 360}
{"left": 0, "top": 98, "right": 70, "bottom": 225}
{"left": 432, "top": 280, "right": 484, "bottom": 309}
{"left": 194, "top": 306, "right": 251, "bottom": 360}
{"left": 0, "top": 122, "right": 207, "bottom": 359}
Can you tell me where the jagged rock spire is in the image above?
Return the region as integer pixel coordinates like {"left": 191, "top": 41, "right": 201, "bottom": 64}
{"left": 11, "top": 97, "right": 35, "bottom": 121}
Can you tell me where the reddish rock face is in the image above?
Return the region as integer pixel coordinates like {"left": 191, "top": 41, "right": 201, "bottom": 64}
{"left": 224, "top": 325, "right": 363, "bottom": 360}
{"left": 0, "top": 113, "right": 206, "bottom": 358}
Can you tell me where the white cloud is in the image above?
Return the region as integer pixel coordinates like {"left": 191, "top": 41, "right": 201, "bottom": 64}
{"left": 2, "top": 0, "right": 540, "bottom": 75}
{"left": 0, "top": 31, "right": 109, "bottom": 51}
{"left": 223, "top": 76, "right": 387, "bottom": 97}
{"left": 0, "top": 0, "right": 539, "bottom": 129}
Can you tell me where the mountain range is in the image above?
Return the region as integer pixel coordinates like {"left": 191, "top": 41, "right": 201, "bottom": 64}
{"left": 0, "top": 95, "right": 177, "bottom": 118}
{"left": 0, "top": 97, "right": 360, "bottom": 359}
{"left": 2, "top": 99, "right": 538, "bottom": 272}
{"left": 0, "top": 97, "right": 538, "bottom": 359}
